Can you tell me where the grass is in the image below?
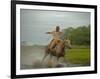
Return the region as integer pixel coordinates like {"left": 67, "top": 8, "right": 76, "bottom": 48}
{"left": 65, "top": 46, "right": 90, "bottom": 66}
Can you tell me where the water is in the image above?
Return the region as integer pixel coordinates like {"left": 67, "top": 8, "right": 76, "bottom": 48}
{"left": 21, "top": 46, "right": 81, "bottom": 69}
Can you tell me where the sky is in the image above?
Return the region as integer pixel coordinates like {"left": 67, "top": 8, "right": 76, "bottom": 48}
{"left": 20, "top": 9, "right": 90, "bottom": 45}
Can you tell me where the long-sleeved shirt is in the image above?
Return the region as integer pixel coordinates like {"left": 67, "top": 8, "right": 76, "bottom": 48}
{"left": 47, "top": 31, "right": 63, "bottom": 40}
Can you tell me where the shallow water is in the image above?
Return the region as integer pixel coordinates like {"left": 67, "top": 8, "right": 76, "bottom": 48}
{"left": 21, "top": 46, "right": 82, "bottom": 69}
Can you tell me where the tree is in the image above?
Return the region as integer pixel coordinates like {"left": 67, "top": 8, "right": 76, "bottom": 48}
{"left": 63, "top": 25, "right": 90, "bottom": 45}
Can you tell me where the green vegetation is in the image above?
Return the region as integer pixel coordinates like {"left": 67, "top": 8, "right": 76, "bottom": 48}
{"left": 63, "top": 25, "right": 90, "bottom": 45}
{"left": 62, "top": 25, "right": 90, "bottom": 66}
{"left": 65, "top": 47, "right": 90, "bottom": 66}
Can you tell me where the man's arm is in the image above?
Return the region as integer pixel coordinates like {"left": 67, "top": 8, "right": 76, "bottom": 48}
{"left": 46, "top": 32, "right": 53, "bottom": 34}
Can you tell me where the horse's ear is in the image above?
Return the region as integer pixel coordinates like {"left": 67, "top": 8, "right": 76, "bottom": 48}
{"left": 64, "top": 39, "right": 67, "bottom": 43}
{"left": 64, "top": 38, "right": 68, "bottom": 41}
{"left": 64, "top": 37, "right": 68, "bottom": 41}
{"left": 63, "top": 39, "right": 66, "bottom": 41}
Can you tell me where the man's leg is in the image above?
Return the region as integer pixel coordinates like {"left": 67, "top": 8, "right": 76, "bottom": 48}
{"left": 49, "top": 40, "right": 57, "bottom": 50}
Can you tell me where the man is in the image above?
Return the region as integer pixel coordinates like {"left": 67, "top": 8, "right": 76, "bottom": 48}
{"left": 46, "top": 26, "right": 63, "bottom": 51}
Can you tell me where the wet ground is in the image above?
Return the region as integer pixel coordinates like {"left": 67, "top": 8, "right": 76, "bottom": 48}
{"left": 21, "top": 46, "right": 81, "bottom": 69}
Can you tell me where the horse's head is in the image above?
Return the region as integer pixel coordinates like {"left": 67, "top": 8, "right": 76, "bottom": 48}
{"left": 64, "top": 39, "right": 71, "bottom": 49}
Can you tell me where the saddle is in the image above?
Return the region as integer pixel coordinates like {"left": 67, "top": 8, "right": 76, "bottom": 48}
{"left": 48, "top": 39, "right": 63, "bottom": 51}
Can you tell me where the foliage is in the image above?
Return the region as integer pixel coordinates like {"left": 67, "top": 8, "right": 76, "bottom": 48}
{"left": 63, "top": 25, "right": 90, "bottom": 45}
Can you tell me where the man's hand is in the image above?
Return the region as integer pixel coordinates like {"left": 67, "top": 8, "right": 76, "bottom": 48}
{"left": 46, "top": 32, "right": 51, "bottom": 34}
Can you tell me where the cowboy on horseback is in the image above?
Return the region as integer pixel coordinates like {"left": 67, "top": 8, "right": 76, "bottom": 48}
{"left": 41, "top": 26, "right": 71, "bottom": 64}
{"left": 46, "top": 26, "right": 63, "bottom": 51}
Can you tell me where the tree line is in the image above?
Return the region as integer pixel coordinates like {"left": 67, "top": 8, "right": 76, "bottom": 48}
{"left": 62, "top": 25, "right": 90, "bottom": 45}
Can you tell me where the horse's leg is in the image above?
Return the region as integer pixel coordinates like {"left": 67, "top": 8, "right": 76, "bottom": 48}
{"left": 63, "top": 55, "right": 67, "bottom": 62}
{"left": 47, "top": 54, "right": 54, "bottom": 68}
{"left": 57, "top": 57, "right": 59, "bottom": 62}
{"left": 63, "top": 56, "right": 70, "bottom": 66}
{"left": 41, "top": 52, "right": 49, "bottom": 63}
{"left": 41, "top": 46, "right": 49, "bottom": 63}
{"left": 49, "top": 54, "right": 52, "bottom": 60}
{"left": 54, "top": 56, "right": 59, "bottom": 66}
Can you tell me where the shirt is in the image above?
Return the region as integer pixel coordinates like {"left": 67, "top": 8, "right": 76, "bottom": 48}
{"left": 49, "top": 31, "right": 63, "bottom": 40}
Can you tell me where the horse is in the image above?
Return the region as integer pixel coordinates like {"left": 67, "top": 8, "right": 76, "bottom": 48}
{"left": 41, "top": 39, "right": 71, "bottom": 66}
